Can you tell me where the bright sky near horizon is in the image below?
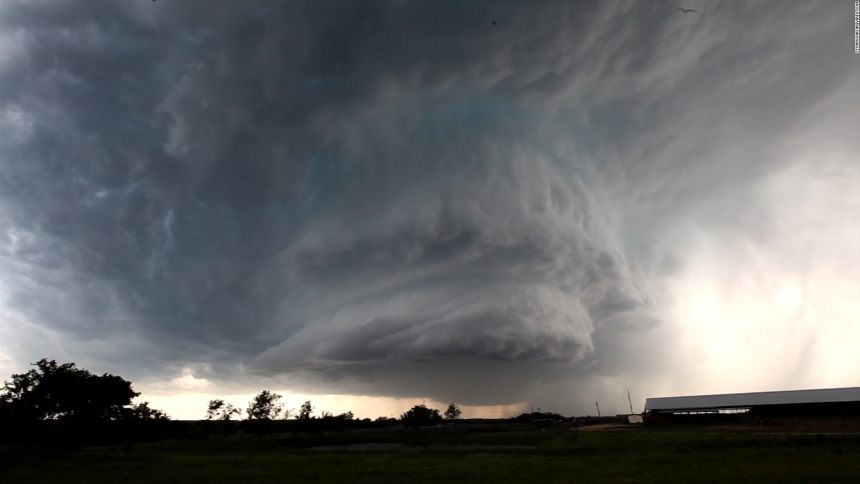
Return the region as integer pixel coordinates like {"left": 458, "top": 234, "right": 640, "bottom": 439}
{"left": 1, "top": 0, "right": 858, "bottom": 420}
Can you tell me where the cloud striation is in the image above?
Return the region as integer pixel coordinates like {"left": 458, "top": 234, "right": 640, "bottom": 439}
{"left": 0, "top": 0, "right": 856, "bottom": 408}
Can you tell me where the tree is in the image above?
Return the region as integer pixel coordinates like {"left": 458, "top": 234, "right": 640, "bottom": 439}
{"left": 0, "top": 359, "right": 139, "bottom": 422}
{"left": 400, "top": 404, "right": 442, "bottom": 433}
{"left": 444, "top": 403, "right": 462, "bottom": 420}
{"left": 124, "top": 401, "right": 170, "bottom": 421}
{"left": 245, "top": 391, "right": 283, "bottom": 420}
{"left": 294, "top": 401, "right": 321, "bottom": 435}
{"left": 298, "top": 400, "right": 314, "bottom": 420}
{"left": 244, "top": 391, "right": 284, "bottom": 439}
{"left": 337, "top": 411, "right": 354, "bottom": 421}
{"left": 512, "top": 410, "right": 565, "bottom": 423}
{"left": 206, "top": 399, "right": 242, "bottom": 421}
{"left": 330, "top": 411, "right": 354, "bottom": 432}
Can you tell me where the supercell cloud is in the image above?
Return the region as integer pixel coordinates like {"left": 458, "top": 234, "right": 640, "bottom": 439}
{"left": 0, "top": 1, "right": 857, "bottom": 410}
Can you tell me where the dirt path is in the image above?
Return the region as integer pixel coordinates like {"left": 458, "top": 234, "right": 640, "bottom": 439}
{"left": 310, "top": 443, "right": 536, "bottom": 451}
{"left": 575, "top": 424, "right": 630, "bottom": 431}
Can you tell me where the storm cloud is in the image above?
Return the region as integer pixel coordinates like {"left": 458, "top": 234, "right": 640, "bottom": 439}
{"left": 0, "top": 0, "right": 856, "bottom": 410}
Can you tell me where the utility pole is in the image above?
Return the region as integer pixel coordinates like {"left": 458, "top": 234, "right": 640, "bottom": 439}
{"left": 627, "top": 390, "right": 634, "bottom": 414}
{"left": 595, "top": 402, "right": 601, "bottom": 418}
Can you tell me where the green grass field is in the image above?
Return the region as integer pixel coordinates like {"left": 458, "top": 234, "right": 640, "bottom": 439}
{"left": 2, "top": 427, "right": 859, "bottom": 483}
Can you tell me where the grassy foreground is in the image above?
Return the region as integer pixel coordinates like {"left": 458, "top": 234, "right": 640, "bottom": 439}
{"left": 2, "top": 427, "right": 859, "bottom": 483}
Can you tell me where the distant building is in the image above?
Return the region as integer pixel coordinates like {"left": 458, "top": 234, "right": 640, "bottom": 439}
{"left": 645, "top": 387, "right": 860, "bottom": 419}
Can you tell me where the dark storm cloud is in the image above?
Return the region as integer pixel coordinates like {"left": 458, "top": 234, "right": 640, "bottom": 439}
{"left": 0, "top": 0, "right": 854, "bottom": 403}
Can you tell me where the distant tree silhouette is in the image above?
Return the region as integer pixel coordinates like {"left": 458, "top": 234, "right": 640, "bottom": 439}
{"left": 372, "top": 416, "right": 396, "bottom": 428}
{"left": 512, "top": 411, "right": 565, "bottom": 423}
{"left": 298, "top": 400, "right": 314, "bottom": 420}
{"left": 330, "top": 411, "right": 354, "bottom": 432}
{"left": 400, "top": 404, "right": 442, "bottom": 433}
{"left": 245, "top": 391, "right": 284, "bottom": 438}
{"left": 115, "top": 401, "right": 170, "bottom": 453}
{"left": 123, "top": 401, "right": 170, "bottom": 421}
{"left": 337, "top": 411, "right": 354, "bottom": 421}
{"left": 246, "top": 391, "right": 284, "bottom": 420}
{"left": 290, "top": 401, "right": 354, "bottom": 435}
{"left": 280, "top": 406, "right": 294, "bottom": 420}
{"left": 444, "top": 403, "right": 462, "bottom": 420}
{"left": 294, "top": 401, "right": 323, "bottom": 435}
{"left": 0, "top": 359, "right": 139, "bottom": 422}
{"left": 206, "top": 399, "right": 242, "bottom": 421}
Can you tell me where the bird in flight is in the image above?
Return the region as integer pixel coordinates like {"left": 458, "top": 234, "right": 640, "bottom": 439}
{"left": 676, "top": 8, "right": 698, "bottom": 14}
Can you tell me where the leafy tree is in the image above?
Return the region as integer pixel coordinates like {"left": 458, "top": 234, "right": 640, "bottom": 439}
{"left": 373, "top": 416, "right": 395, "bottom": 428}
{"left": 328, "top": 410, "right": 355, "bottom": 432}
{"left": 206, "top": 399, "right": 242, "bottom": 421}
{"left": 400, "top": 404, "right": 442, "bottom": 433}
{"left": 337, "top": 411, "right": 354, "bottom": 421}
{"left": 124, "top": 401, "right": 170, "bottom": 421}
{"left": 298, "top": 400, "right": 314, "bottom": 419}
{"left": 244, "top": 391, "right": 284, "bottom": 439}
{"left": 115, "top": 401, "right": 170, "bottom": 453}
{"left": 511, "top": 411, "right": 565, "bottom": 423}
{"left": 444, "top": 403, "right": 462, "bottom": 420}
{"left": 245, "top": 391, "right": 283, "bottom": 420}
{"left": 0, "top": 359, "right": 139, "bottom": 422}
{"left": 294, "top": 401, "right": 322, "bottom": 435}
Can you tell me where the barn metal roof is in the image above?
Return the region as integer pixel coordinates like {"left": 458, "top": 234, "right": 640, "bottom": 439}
{"left": 644, "top": 387, "right": 860, "bottom": 412}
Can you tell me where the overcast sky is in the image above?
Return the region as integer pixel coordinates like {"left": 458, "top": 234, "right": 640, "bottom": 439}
{"left": 1, "top": 0, "right": 858, "bottom": 419}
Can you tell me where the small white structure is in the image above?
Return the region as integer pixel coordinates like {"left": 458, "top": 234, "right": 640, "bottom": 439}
{"left": 627, "top": 415, "right": 644, "bottom": 424}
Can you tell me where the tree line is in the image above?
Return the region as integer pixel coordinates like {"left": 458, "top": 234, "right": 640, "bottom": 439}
{"left": 0, "top": 359, "right": 468, "bottom": 444}
{"left": 206, "top": 390, "right": 463, "bottom": 434}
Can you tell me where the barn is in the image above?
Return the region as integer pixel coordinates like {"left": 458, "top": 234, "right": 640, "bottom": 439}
{"left": 644, "top": 387, "right": 860, "bottom": 420}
